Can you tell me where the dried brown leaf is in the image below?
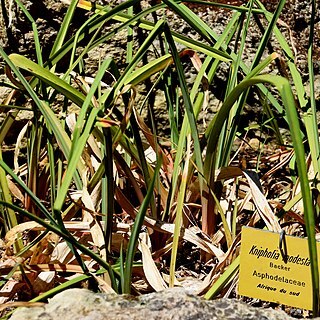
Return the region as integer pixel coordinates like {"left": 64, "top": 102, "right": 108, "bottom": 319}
{"left": 138, "top": 236, "right": 167, "bottom": 292}
{"left": 33, "top": 271, "right": 55, "bottom": 294}
{"left": 81, "top": 188, "right": 106, "bottom": 260}
{"left": 0, "top": 280, "right": 24, "bottom": 304}
{"left": 243, "top": 170, "right": 281, "bottom": 232}
{"left": 51, "top": 242, "right": 72, "bottom": 264}
{"left": 115, "top": 188, "right": 225, "bottom": 258}
{"left": 7, "top": 177, "right": 24, "bottom": 203}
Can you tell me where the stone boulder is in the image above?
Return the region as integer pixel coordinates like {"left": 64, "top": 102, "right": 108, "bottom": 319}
{"left": 10, "top": 288, "right": 295, "bottom": 320}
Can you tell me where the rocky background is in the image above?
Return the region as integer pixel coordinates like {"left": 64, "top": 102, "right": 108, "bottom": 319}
{"left": 1, "top": 0, "right": 319, "bottom": 165}
{"left": 1, "top": 0, "right": 320, "bottom": 134}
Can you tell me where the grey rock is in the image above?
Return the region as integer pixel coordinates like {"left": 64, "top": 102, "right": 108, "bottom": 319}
{"left": 10, "top": 288, "right": 295, "bottom": 320}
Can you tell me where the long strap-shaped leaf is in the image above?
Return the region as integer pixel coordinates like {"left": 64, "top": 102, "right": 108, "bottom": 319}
{"left": 160, "top": 0, "right": 284, "bottom": 118}
{"left": 123, "top": 160, "right": 162, "bottom": 293}
{"left": 0, "top": 49, "right": 81, "bottom": 188}
{"left": 204, "top": 73, "right": 318, "bottom": 310}
{"left": 219, "top": 0, "right": 286, "bottom": 169}
{"left": 14, "top": 0, "right": 43, "bottom": 66}
{"left": 0, "top": 200, "right": 117, "bottom": 283}
{"left": 204, "top": 255, "right": 240, "bottom": 299}
{"left": 54, "top": 58, "right": 114, "bottom": 212}
{"left": 59, "top": 0, "right": 231, "bottom": 65}
{"left": 204, "top": 53, "right": 278, "bottom": 177}
{"left": 6, "top": 52, "right": 86, "bottom": 188}
{"left": 9, "top": 54, "right": 87, "bottom": 107}
{"left": 169, "top": 134, "right": 191, "bottom": 287}
{"left": 50, "top": 0, "right": 78, "bottom": 58}
{"left": 123, "top": 54, "right": 172, "bottom": 85}
{"left": 164, "top": 23, "right": 204, "bottom": 188}
{"left": 304, "top": 0, "right": 320, "bottom": 201}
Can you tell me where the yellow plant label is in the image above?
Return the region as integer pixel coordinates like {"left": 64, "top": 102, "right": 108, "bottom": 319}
{"left": 239, "top": 226, "right": 315, "bottom": 310}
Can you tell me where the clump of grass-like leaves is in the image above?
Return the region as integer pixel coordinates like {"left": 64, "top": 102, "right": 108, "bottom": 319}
{"left": 0, "top": 0, "right": 319, "bottom": 316}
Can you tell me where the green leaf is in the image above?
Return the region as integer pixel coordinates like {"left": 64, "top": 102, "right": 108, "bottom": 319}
{"left": 9, "top": 54, "right": 87, "bottom": 108}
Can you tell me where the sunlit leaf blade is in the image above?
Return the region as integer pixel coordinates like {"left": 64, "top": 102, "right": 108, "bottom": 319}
{"left": 67, "top": 0, "right": 231, "bottom": 62}
{"left": 204, "top": 256, "right": 240, "bottom": 299}
{"left": 124, "top": 160, "right": 162, "bottom": 293}
{"left": 8, "top": 54, "right": 87, "bottom": 107}
{"left": 54, "top": 58, "right": 113, "bottom": 212}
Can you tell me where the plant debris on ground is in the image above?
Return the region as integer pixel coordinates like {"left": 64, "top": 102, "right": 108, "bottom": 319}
{"left": 0, "top": 0, "right": 319, "bottom": 318}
